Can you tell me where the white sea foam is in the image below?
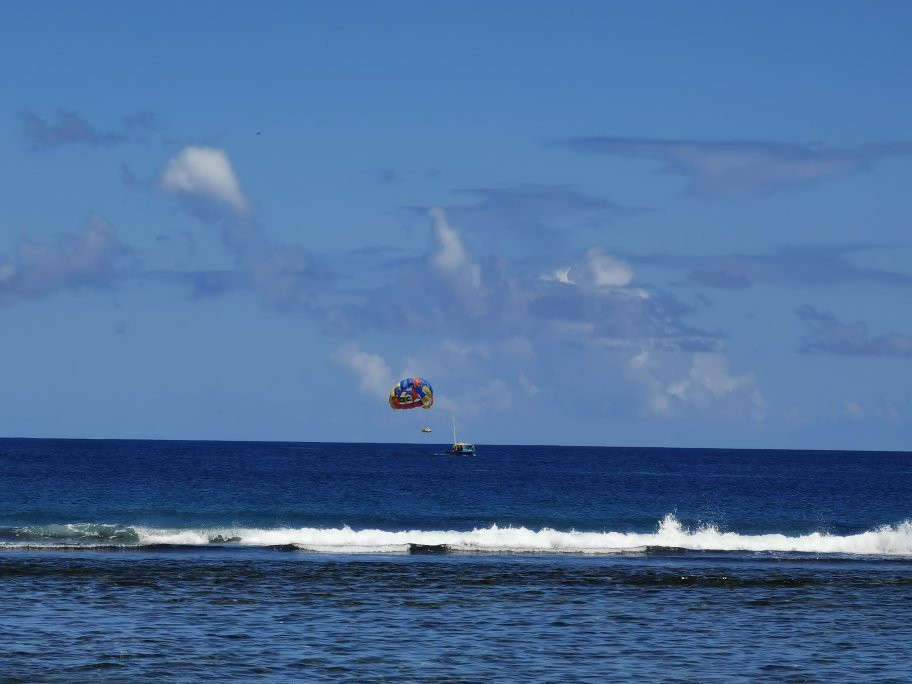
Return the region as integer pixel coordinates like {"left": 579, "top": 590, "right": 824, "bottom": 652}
{"left": 127, "top": 515, "right": 912, "bottom": 556}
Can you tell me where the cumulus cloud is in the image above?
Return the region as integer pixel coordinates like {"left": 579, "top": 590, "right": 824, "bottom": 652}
{"left": 631, "top": 350, "right": 766, "bottom": 421}
{"left": 319, "top": 214, "right": 717, "bottom": 357}
{"left": 666, "top": 354, "right": 754, "bottom": 404}
{"left": 797, "top": 305, "right": 912, "bottom": 356}
{"left": 332, "top": 343, "right": 394, "bottom": 398}
{"left": 586, "top": 246, "right": 634, "bottom": 287}
{"left": 20, "top": 109, "right": 158, "bottom": 150}
{"left": 428, "top": 206, "right": 483, "bottom": 293}
{"left": 161, "top": 146, "right": 250, "bottom": 215}
{"left": 0, "top": 214, "right": 132, "bottom": 303}
{"left": 539, "top": 246, "right": 635, "bottom": 290}
{"left": 562, "top": 136, "right": 912, "bottom": 196}
{"left": 157, "top": 145, "right": 313, "bottom": 311}
{"left": 308, "top": 215, "right": 731, "bottom": 421}
{"left": 534, "top": 281, "right": 717, "bottom": 353}
{"left": 538, "top": 267, "right": 575, "bottom": 285}
{"left": 302, "top": 205, "right": 772, "bottom": 425}
{"left": 530, "top": 246, "right": 717, "bottom": 352}
{"left": 429, "top": 207, "right": 469, "bottom": 271}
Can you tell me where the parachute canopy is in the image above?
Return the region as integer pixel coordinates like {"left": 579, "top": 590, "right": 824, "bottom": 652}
{"left": 389, "top": 377, "right": 434, "bottom": 410}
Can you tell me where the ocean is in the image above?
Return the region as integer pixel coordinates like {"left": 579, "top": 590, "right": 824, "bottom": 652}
{"left": 2, "top": 438, "right": 911, "bottom": 682}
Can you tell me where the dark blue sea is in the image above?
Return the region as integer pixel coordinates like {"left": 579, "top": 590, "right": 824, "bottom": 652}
{"left": 2, "top": 439, "right": 911, "bottom": 682}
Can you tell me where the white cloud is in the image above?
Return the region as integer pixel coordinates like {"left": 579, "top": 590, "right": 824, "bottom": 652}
{"left": 428, "top": 207, "right": 481, "bottom": 288}
{"left": 539, "top": 247, "right": 634, "bottom": 290}
{"left": 586, "top": 246, "right": 634, "bottom": 287}
{"left": 538, "top": 267, "right": 576, "bottom": 285}
{"left": 157, "top": 146, "right": 317, "bottom": 311}
{"left": 629, "top": 350, "right": 766, "bottom": 421}
{"left": 666, "top": 354, "right": 752, "bottom": 402}
{"left": 429, "top": 207, "right": 467, "bottom": 270}
{"left": 332, "top": 343, "right": 394, "bottom": 398}
{"left": 161, "top": 146, "right": 250, "bottom": 214}
{"left": 665, "top": 353, "right": 766, "bottom": 420}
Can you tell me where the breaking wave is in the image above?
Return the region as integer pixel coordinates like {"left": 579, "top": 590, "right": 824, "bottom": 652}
{"left": 4, "top": 515, "right": 912, "bottom": 556}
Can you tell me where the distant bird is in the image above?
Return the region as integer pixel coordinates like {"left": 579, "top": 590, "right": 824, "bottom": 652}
{"left": 256, "top": 131, "right": 262, "bottom": 135}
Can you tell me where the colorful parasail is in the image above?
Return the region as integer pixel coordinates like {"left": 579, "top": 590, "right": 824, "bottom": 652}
{"left": 389, "top": 377, "right": 434, "bottom": 410}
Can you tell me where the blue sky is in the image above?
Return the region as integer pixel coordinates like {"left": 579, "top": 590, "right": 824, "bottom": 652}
{"left": 2, "top": 1, "right": 911, "bottom": 449}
